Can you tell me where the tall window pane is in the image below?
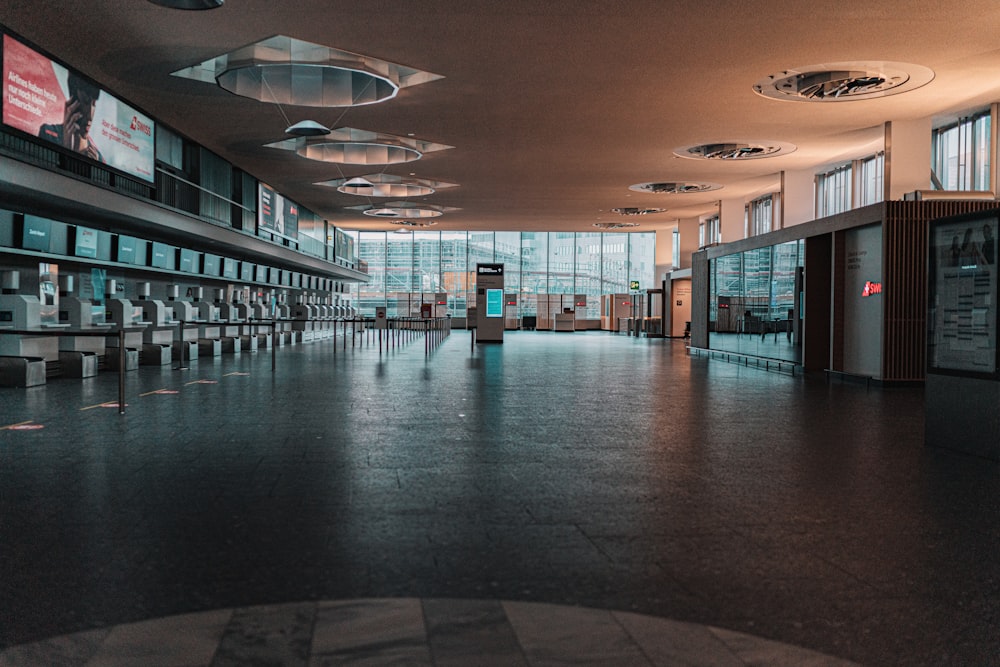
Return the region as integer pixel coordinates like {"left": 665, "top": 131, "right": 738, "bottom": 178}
{"left": 357, "top": 231, "right": 387, "bottom": 316}
{"left": 629, "top": 232, "right": 656, "bottom": 292}
{"left": 441, "top": 231, "right": 468, "bottom": 317}
{"left": 385, "top": 231, "right": 414, "bottom": 316}
{"left": 467, "top": 232, "right": 495, "bottom": 311}
{"left": 576, "top": 231, "right": 602, "bottom": 317}
{"left": 520, "top": 232, "right": 548, "bottom": 317}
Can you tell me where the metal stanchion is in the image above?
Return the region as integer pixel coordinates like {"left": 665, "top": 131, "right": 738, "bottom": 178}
{"left": 118, "top": 328, "right": 126, "bottom": 414}
{"left": 174, "top": 319, "right": 188, "bottom": 370}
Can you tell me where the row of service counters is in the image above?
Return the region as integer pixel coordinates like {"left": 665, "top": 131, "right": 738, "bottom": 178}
{"left": 0, "top": 276, "right": 357, "bottom": 387}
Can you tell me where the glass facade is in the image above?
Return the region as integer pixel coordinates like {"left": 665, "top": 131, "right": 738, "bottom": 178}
{"left": 347, "top": 230, "right": 656, "bottom": 319}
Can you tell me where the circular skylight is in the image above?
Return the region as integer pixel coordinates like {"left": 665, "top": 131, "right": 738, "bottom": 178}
{"left": 628, "top": 181, "right": 722, "bottom": 194}
{"left": 297, "top": 141, "right": 422, "bottom": 165}
{"left": 753, "top": 61, "right": 934, "bottom": 102}
{"left": 674, "top": 141, "right": 796, "bottom": 160}
{"left": 338, "top": 177, "right": 436, "bottom": 197}
{"left": 216, "top": 63, "right": 398, "bottom": 107}
{"left": 364, "top": 206, "right": 442, "bottom": 219}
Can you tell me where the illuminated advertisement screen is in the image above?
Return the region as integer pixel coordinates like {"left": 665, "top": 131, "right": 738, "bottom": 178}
{"left": 2, "top": 33, "right": 155, "bottom": 183}
{"left": 486, "top": 288, "right": 504, "bottom": 318}
{"left": 258, "top": 182, "right": 299, "bottom": 239}
{"left": 929, "top": 216, "right": 998, "bottom": 376}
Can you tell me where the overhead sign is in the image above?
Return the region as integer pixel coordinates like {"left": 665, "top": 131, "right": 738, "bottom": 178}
{"left": 630, "top": 280, "right": 640, "bottom": 291}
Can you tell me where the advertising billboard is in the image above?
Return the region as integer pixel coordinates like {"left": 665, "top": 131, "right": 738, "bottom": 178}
{"left": 2, "top": 33, "right": 155, "bottom": 183}
{"left": 257, "top": 182, "right": 299, "bottom": 239}
{"left": 929, "top": 216, "right": 998, "bottom": 376}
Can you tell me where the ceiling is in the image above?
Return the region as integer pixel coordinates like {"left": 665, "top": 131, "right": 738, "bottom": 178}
{"left": 3, "top": 1, "right": 1000, "bottom": 235}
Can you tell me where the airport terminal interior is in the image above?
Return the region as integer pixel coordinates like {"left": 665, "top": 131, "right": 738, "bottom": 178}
{"left": 2, "top": 2, "right": 1000, "bottom": 665}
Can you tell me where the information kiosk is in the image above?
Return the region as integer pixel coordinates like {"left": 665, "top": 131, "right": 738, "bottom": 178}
{"left": 475, "top": 263, "right": 505, "bottom": 343}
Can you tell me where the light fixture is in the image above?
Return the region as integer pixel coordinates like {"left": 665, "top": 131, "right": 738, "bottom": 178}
{"left": 346, "top": 202, "right": 459, "bottom": 218}
{"left": 390, "top": 220, "right": 439, "bottom": 227}
{"left": 753, "top": 61, "right": 934, "bottom": 102}
{"left": 594, "top": 222, "right": 640, "bottom": 229}
{"left": 610, "top": 207, "right": 666, "bottom": 216}
{"left": 316, "top": 174, "right": 458, "bottom": 197}
{"left": 171, "top": 35, "right": 443, "bottom": 107}
{"left": 285, "top": 120, "right": 330, "bottom": 137}
{"left": 148, "top": 0, "right": 223, "bottom": 8}
{"left": 674, "top": 141, "right": 796, "bottom": 160}
{"left": 629, "top": 181, "right": 722, "bottom": 194}
{"left": 266, "top": 128, "right": 452, "bottom": 165}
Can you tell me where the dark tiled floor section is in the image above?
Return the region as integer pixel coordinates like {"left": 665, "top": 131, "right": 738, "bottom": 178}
{"left": 0, "top": 598, "right": 859, "bottom": 665}
{"left": 1, "top": 330, "right": 998, "bottom": 666}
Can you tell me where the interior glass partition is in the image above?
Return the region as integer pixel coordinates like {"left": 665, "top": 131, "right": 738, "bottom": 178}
{"left": 708, "top": 239, "right": 803, "bottom": 362}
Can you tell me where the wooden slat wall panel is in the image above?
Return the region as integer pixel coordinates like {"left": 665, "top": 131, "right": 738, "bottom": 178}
{"left": 882, "top": 201, "right": 999, "bottom": 381}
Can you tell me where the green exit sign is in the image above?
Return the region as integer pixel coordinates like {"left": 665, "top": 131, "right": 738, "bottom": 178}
{"left": 629, "top": 280, "right": 640, "bottom": 291}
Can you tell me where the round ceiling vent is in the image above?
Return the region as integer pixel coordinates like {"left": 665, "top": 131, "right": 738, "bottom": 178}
{"left": 628, "top": 181, "right": 722, "bottom": 194}
{"left": 390, "top": 220, "right": 438, "bottom": 227}
{"left": 674, "top": 141, "right": 795, "bottom": 161}
{"left": 610, "top": 207, "right": 666, "bottom": 216}
{"left": 753, "top": 61, "right": 934, "bottom": 102}
{"left": 594, "top": 222, "right": 640, "bottom": 229}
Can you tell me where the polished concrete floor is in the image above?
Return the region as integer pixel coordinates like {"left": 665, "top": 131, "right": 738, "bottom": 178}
{"left": 1, "top": 330, "right": 997, "bottom": 666}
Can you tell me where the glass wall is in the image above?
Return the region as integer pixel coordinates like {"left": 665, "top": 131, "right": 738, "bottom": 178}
{"left": 708, "top": 239, "right": 804, "bottom": 362}
{"left": 347, "top": 230, "right": 656, "bottom": 319}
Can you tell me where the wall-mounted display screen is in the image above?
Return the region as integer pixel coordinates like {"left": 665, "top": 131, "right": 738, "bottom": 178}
{"left": 255, "top": 264, "right": 268, "bottom": 283}
{"left": 202, "top": 253, "right": 220, "bottom": 277}
{"left": 72, "top": 225, "right": 98, "bottom": 258}
{"left": 21, "top": 215, "right": 51, "bottom": 252}
{"left": 240, "top": 261, "right": 254, "bottom": 282}
{"left": 178, "top": 248, "right": 198, "bottom": 273}
{"left": 2, "top": 33, "right": 155, "bottom": 183}
{"left": 222, "top": 257, "right": 237, "bottom": 279}
{"left": 486, "top": 288, "right": 504, "bottom": 318}
{"left": 258, "top": 182, "right": 299, "bottom": 239}
{"left": 116, "top": 234, "right": 137, "bottom": 264}
{"left": 150, "top": 241, "right": 174, "bottom": 270}
{"left": 929, "top": 215, "right": 998, "bottom": 376}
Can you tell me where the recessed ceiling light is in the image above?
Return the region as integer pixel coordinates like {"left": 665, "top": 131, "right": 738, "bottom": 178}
{"left": 594, "top": 222, "right": 640, "bottom": 229}
{"left": 390, "top": 220, "right": 439, "bottom": 227}
{"left": 171, "top": 35, "right": 443, "bottom": 107}
{"left": 674, "top": 141, "right": 796, "bottom": 160}
{"left": 754, "top": 61, "right": 934, "bottom": 102}
{"left": 610, "top": 207, "right": 666, "bottom": 216}
{"left": 629, "top": 181, "right": 722, "bottom": 194}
